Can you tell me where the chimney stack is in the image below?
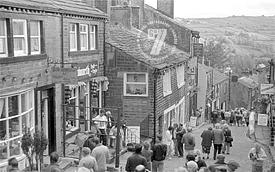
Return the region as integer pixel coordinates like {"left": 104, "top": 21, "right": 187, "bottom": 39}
{"left": 94, "top": 0, "right": 111, "bottom": 17}
{"left": 157, "top": 0, "right": 174, "bottom": 18}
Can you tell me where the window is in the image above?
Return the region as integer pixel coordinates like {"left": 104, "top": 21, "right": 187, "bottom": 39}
{"left": 70, "top": 24, "right": 77, "bottom": 51}
{"left": 90, "top": 25, "right": 96, "bottom": 50}
{"left": 65, "top": 86, "right": 79, "bottom": 134}
{"left": 30, "top": 21, "right": 40, "bottom": 54}
{"left": 163, "top": 69, "right": 172, "bottom": 96}
{"left": 176, "top": 65, "right": 185, "bottom": 88}
{"left": 0, "top": 90, "right": 34, "bottom": 162}
{"left": 80, "top": 24, "right": 88, "bottom": 51}
{"left": 124, "top": 73, "right": 148, "bottom": 96}
{"left": 0, "top": 19, "right": 7, "bottom": 58}
{"left": 13, "top": 19, "right": 28, "bottom": 56}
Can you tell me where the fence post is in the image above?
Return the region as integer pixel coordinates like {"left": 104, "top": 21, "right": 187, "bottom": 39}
{"left": 115, "top": 108, "right": 121, "bottom": 168}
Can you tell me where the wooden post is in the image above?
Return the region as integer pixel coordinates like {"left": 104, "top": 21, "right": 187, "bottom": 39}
{"left": 115, "top": 108, "right": 121, "bottom": 168}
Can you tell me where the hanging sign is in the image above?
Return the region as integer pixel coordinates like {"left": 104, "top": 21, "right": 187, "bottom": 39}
{"left": 190, "top": 116, "right": 197, "bottom": 127}
{"left": 257, "top": 114, "right": 268, "bottom": 126}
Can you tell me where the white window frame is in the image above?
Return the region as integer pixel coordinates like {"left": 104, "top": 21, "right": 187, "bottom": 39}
{"left": 90, "top": 25, "right": 96, "bottom": 50}
{"left": 123, "top": 72, "right": 148, "bottom": 97}
{"left": 0, "top": 19, "right": 7, "bottom": 58}
{"left": 13, "top": 19, "right": 28, "bottom": 56}
{"left": 69, "top": 24, "right": 77, "bottom": 51}
{"left": 30, "top": 21, "right": 41, "bottom": 55}
{"left": 176, "top": 65, "right": 185, "bottom": 88}
{"left": 163, "top": 69, "right": 172, "bottom": 97}
{"left": 80, "top": 24, "right": 88, "bottom": 51}
{"left": 0, "top": 90, "right": 34, "bottom": 161}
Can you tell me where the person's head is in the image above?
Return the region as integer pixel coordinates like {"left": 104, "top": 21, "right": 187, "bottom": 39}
{"left": 186, "top": 154, "right": 196, "bottom": 162}
{"left": 227, "top": 160, "right": 240, "bottom": 171}
{"left": 216, "top": 154, "right": 225, "bottom": 163}
{"left": 173, "top": 123, "right": 178, "bottom": 128}
{"left": 194, "top": 149, "right": 202, "bottom": 159}
{"left": 223, "top": 124, "right": 229, "bottom": 129}
{"left": 143, "top": 141, "right": 150, "bottom": 150}
{"left": 186, "top": 161, "right": 198, "bottom": 172}
{"left": 8, "top": 157, "right": 18, "bottom": 168}
{"left": 99, "top": 109, "right": 105, "bottom": 116}
{"left": 254, "top": 143, "right": 262, "bottom": 153}
{"left": 220, "top": 120, "right": 226, "bottom": 125}
{"left": 135, "top": 144, "right": 142, "bottom": 154}
{"left": 135, "top": 165, "right": 146, "bottom": 172}
{"left": 92, "top": 137, "right": 100, "bottom": 145}
{"left": 187, "top": 127, "right": 192, "bottom": 133}
{"left": 208, "top": 127, "right": 212, "bottom": 131}
{"left": 215, "top": 123, "right": 220, "bottom": 129}
{"left": 168, "top": 126, "right": 173, "bottom": 131}
{"left": 50, "top": 152, "right": 60, "bottom": 164}
{"left": 82, "top": 147, "right": 91, "bottom": 157}
{"left": 106, "top": 111, "right": 111, "bottom": 117}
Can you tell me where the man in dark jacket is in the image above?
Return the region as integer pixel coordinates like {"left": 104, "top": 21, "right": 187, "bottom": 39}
{"left": 151, "top": 135, "right": 167, "bottom": 172}
{"left": 201, "top": 127, "right": 214, "bottom": 159}
{"left": 176, "top": 124, "right": 185, "bottom": 157}
{"left": 83, "top": 135, "right": 97, "bottom": 152}
{"left": 182, "top": 127, "right": 195, "bottom": 156}
{"left": 125, "top": 144, "right": 148, "bottom": 172}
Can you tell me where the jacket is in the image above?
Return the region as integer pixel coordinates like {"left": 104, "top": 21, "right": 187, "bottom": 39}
{"left": 181, "top": 132, "right": 195, "bottom": 150}
{"left": 151, "top": 143, "right": 167, "bottom": 161}
{"left": 213, "top": 129, "right": 224, "bottom": 144}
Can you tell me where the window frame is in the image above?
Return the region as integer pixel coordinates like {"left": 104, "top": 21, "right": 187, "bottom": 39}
{"left": 0, "top": 19, "right": 7, "bottom": 58}
{"left": 163, "top": 69, "right": 172, "bottom": 97}
{"left": 123, "top": 72, "right": 149, "bottom": 97}
{"left": 80, "top": 24, "right": 88, "bottom": 51}
{"left": 12, "top": 19, "right": 28, "bottom": 56}
{"left": 89, "top": 25, "right": 96, "bottom": 50}
{"left": 176, "top": 65, "right": 185, "bottom": 88}
{"left": 69, "top": 23, "right": 77, "bottom": 52}
{"left": 30, "top": 21, "right": 41, "bottom": 55}
{"left": 0, "top": 90, "right": 35, "bottom": 161}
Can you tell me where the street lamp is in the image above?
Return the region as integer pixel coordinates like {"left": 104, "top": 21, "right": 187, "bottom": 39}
{"left": 225, "top": 67, "right": 233, "bottom": 111}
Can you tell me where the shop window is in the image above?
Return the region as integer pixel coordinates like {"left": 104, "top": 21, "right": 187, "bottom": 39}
{"left": 13, "top": 19, "right": 28, "bottom": 56}
{"left": 123, "top": 73, "right": 148, "bottom": 96}
{"left": 80, "top": 24, "right": 88, "bottom": 51}
{"left": 0, "top": 19, "right": 7, "bottom": 58}
{"left": 0, "top": 90, "right": 34, "bottom": 162}
{"left": 163, "top": 69, "right": 172, "bottom": 97}
{"left": 90, "top": 25, "right": 96, "bottom": 50}
{"left": 65, "top": 86, "right": 79, "bottom": 133}
{"left": 70, "top": 24, "right": 77, "bottom": 51}
{"left": 176, "top": 65, "right": 185, "bottom": 88}
{"left": 30, "top": 21, "right": 41, "bottom": 54}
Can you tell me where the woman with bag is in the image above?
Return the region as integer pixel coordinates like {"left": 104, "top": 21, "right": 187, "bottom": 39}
{"left": 222, "top": 124, "right": 233, "bottom": 154}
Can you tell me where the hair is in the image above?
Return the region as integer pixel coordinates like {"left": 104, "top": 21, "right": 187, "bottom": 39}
{"left": 194, "top": 149, "right": 202, "bottom": 157}
{"left": 82, "top": 147, "right": 91, "bottom": 156}
{"left": 168, "top": 126, "right": 173, "bottom": 131}
{"left": 143, "top": 141, "right": 150, "bottom": 150}
{"left": 8, "top": 157, "right": 18, "bottom": 168}
{"left": 135, "top": 165, "right": 146, "bottom": 172}
{"left": 99, "top": 109, "right": 105, "bottom": 114}
{"left": 135, "top": 144, "right": 143, "bottom": 154}
{"left": 92, "top": 137, "right": 100, "bottom": 145}
{"left": 186, "top": 154, "right": 195, "bottom": 161}
{"left": 208, "top": 127, "right": 213, "bottom": 131}
{"left": 215, "top": 123, "right": 220, "bottom": 129}
{"left": 187, "top": 127, "right": 192, "bottom": 132}
{"left": 157, "top": 135, "right": 162, "bottom": 141}
{"left": 50, "top": 152, "right": 59, "bottom": 164}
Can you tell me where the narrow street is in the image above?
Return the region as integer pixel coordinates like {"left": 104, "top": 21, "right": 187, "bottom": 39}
{"left": 117, "top": 124, "right": 258, "bottom": 172}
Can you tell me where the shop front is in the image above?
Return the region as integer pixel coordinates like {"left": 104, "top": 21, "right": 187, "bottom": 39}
{"left": 0, "top": 88, "right": 35, "bottom": 171}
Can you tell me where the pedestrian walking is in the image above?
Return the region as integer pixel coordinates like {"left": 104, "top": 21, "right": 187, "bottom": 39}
{"left": 44, "top": 152, "right": 63, "bottom": 172}
{"left": 79, "top": 147, "right": 98, "bottom": 172}
{"left": 126, "top": 144, "right": 148, "bottom": 172}
{"left": 176, "top": 123, "right": 186, "bottom": 157}
{"left": 222, "top": 124, "right": 233, "bottom": 154}
{"left": 106, "top": 111, "right": 114, "bottom": 147}
{"left": 164, "top": 126, "right": 174, "bottom": 159}
{"left": 248, "top": 143, "right": 267, "bottom": 172}
{"left": 91, "top": 137, "right": 110, "bottom": 172}
{"left": 229, "top": 110, "right": 236, "bottom": 126}
{"left": 224, "top": 111, "right": 231, "bottom": 124}
{"left": 182, "top": 127, "right": 196, "bottom": 156}
{"left": 212, "top": 124, "right": 224, "bottom": 160}
{"left": 172, "top": 123, "right": 179, "bottom": 157}
{"left": 236, "top": 109, "right": 242, "bottom": 127}
{"left": 211, "top": 110, "right": 219, "bottom": 127}
{"left": 92, "top": 109, "right": 108, "bottom": 145}
{"left": 200, "top": 127, "right": 214, "bottom": 159}
{"left": 244, "top": 110, "right": 249, "bottom": 127}
{"left": 141, "top": 141, "right": 153, "bottom": 171}
{"left": 151, "top": 135, "right": 167, "bottom": 172}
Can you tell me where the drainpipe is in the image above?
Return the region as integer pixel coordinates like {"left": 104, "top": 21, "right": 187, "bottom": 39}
{"left": 103, "top": 20, "right": 107, "bottom": 107}
{"left": 153, "top": 69, "right": 159, "bottom": 144}
{"left": 60, "top": 13, "right": 66, "bottom": 157}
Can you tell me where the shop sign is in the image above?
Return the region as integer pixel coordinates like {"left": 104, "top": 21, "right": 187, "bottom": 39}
{"left": 50, "top": 67, "right": 78, "bottom": 84}
{"left": 258, "top": 114, "right": 268, "bottom": 126}
{"left": 190, "top": 116, "right": 197, "bottom": 127}
{"left": 77, "top": 63, "right": 98, "bottom": 77}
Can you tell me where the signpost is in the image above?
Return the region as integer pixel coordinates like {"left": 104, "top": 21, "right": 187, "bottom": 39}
{"left": 260, "top": 84, "right": 275, "bottom": 95}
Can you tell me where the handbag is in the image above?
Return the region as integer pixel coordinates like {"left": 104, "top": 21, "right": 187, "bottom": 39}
{"left": 226, "top": 136, "right": 233, "bottom": 142}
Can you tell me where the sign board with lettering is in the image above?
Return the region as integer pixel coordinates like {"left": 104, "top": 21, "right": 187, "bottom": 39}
{"left": 126, "top": 126, "right": 140, "bottom": 144}
{"left": 193, "top": 43, "right": 203, "bottom": 57}
{"left": 260, "top": 84, "right": 275, "bottom": 95}
{"left": 258, "top": 114, "right": 268, "bottom": 126}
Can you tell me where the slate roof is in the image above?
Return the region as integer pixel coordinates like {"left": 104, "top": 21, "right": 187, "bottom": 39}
{"left": 106, "top": 25, "right": 190, "bottom": 69}
{"left": 213, "top": 69, "right": 228, "bottom": 85}
{"left": 0, "top": 0, "right": 107, "bottom": 19}
{"left": 238, "top": 77, "right": 259, "bottom": 88}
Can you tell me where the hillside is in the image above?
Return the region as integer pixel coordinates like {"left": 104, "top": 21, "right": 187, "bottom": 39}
{"left": 176, "top": 16, "right": 275, "bottom": 74}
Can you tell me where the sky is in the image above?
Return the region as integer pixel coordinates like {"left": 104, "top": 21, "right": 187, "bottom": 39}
{"left": 145, "top": 0, "right": 275, "bottom": 18}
